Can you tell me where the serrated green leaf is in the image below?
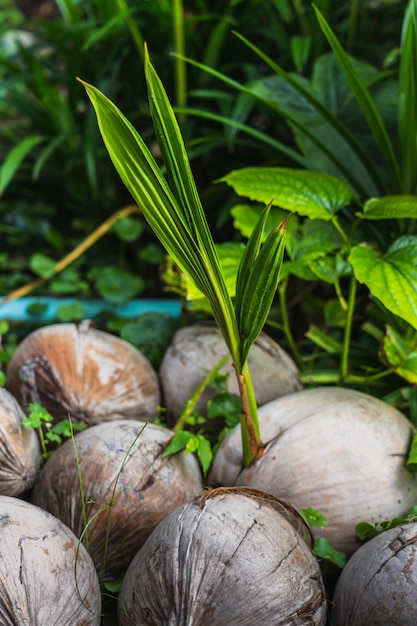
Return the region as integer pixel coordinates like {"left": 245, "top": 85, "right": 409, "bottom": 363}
{"left": 308, "top": 253, "right": 351, "bottom": 284}
{"left": 349, "top": 236, "right": 417, "bottom": 329}
{"left": 361, "top": 195, "right": 417, "bottom": 220}
{"left": 286, "top": 218, "right": 343, "bottom": 262}
{"left": 220, "top": 167, "right": 352, "bottom": 220}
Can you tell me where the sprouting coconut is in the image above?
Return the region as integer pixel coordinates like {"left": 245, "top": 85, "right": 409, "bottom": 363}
{"left": 32, "top": 419, "right": 202, "bottom": 580}
{"left": 159, "top": 321, "right": 302, "bottom": 424}
{"left": 0, "top": 495, "right": 101, "bottom": 625}
{"left": 209, "top": 386, "right": 417, "bottom": 556}
{"left": 330, "top": 522, "right": 417, "bottom": 625}
{"left": 118, "top": 486, "right": 327, "bottom": 625}
{"left": 0, "top": 386, "right": 40, "bottom": 496}
{"left": 6, "top": 320, "right": 160, "bottom": 427}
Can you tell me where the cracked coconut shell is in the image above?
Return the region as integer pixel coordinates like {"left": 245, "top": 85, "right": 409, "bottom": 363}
{"left": 32, "top": 419, "right": 203, "bottom": 581}
{"left": 209, "top": 386, "right": 417, "bottom": 556}
{"left": 159, "top": 321, "right": 302, "bottom": 423}
{"left": 118, "top": 486, "right": 327, "bottom": 625}
{"left": 6, "top": 321, "right": 160, "bottom": 427}
{"left": 0, "top": 387, "right": 40, "bottom": 496}
{"left": 330, "top": 522, "right": 417, "bottom": 625}
{"left": 0, "top": 495, "right": 101, "bottom": 625}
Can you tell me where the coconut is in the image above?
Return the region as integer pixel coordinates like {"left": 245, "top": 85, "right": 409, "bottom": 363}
{"left": 209, "top": 386, "right": 417, "bottom": 556}
{"left": 159, "top": 321, "right": 302, "bottom": 423}
{"left": 118, "top": 486, "right": 327, "bottom": 625}
{"left": 0, "top": 387, "right": 40, "bottom": 496}
{"left": 32, "top": 419, "right": 203, "bottom": 580}
{"left": 0, "top": 495, "right": 101, "bottom": 625}
{"left": 6, "top": 320, "right": 160, "bottom": 427}
{"left": 330, "top": 522, "right": 417, "bottom": 625}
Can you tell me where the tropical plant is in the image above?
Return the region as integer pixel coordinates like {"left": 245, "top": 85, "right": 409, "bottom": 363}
{"left": 170, "top": 0, "right": 417, "bottom": 421}
{"left": 80, "top": 46, "right": 287, "bottom": 467}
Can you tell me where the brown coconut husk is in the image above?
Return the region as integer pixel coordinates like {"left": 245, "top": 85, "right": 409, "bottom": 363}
{"left": 118, "top": 486, "right": 327, "bottom": 625}
{"left": 6, "top": 320, "right": 161, "bottom": 427}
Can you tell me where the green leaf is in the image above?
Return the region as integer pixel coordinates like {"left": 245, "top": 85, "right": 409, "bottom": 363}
{"left": 195, "top": 436, "right": 213, "bottom": 477}
{"left": 185, "top": 242, "right": 244, "bottom": 305}
{"left": 406, "top": 432, "right": 417, "bottom": 471}
{"left": 313, "top": 537, "right": 347, "bottom": 568}
{"left": 220, "top": 167, "right": 352, "bottom": 221}
{"left": 235, "top": 217, "right": 287, "bottom": 366}
{"left": 312, "top": 4, "right": 401, "bottom": 193}
{"left": 93, "top": 266, "right": 145, "bottom": 304}
{"left": 79, "top": 56, "right": 239, "bottom": 368}
{"left": 286, "top": 218, "right": 343, "bottom": 262}
{"left": 349, "top": 236, "right": 417, "bottom": 329}
{"left": 398, "top": 0, "right": 417, "bottom": 193}
{"left": 0, "top": 135, "right": 43, "bottom": 195}
{"left": 305, "top": 326, "right": 343, "bottom": 354}
{"left": 299, "top": 507, "right": 327, "bottom": 527}
{"left": 231, "top": 204, "right": 287, "bottom": 240}
{"left": 56, "top": 302, "right": 86, "bottom": 323}
{"left": 356, "top": 521, "right": 378, "bottom": 541}
{"left": 29, "top": 252, "right": 56, "bottom": 278}
{"left": 361, "top": 195, "right": 417, "bottom": 220}
{"left": 112, "top": 216, "right": 144, "bottom": 242}
{"left": 308, "top": 253, "right": 351, "bottom": 284}
{"left": 379, "top": 325, "right": 417, "bottom": 383}
{"left": 163, "top": 431, "right": 193, "bottom": 457}
{"left": 207, "top": 392, "right": 241, "bottom": 429}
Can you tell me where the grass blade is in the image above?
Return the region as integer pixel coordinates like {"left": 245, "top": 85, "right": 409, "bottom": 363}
{"left": 398, "top": 0, "right": 417, "bottom": 194}
{"left": 312, "top": 4, "right": 401, "bottom": 194}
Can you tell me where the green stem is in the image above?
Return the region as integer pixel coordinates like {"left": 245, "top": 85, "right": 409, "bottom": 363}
{"left": 237, "top": 360, "right": 263, "bottom": 467}
{"left": 116, "top": 0, "right": 145, "bottom": 61}
{"left": 173, "top": 0, "right": 187, "bottom": 119}
{"left": 340, "top": 274, "right": 357, "bottom": 382}
{"left": 173, "top": 354, "right": 231, "bottom": 433}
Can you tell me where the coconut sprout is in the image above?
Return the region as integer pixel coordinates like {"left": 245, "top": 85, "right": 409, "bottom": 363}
{"left": 160, "top": 321, "right": 301, "bottom": 424}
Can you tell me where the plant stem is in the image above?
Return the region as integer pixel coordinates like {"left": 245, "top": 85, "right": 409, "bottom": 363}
{"left": 236, "top": 361, "right": 263, "bottom": 467}
{"left": 173, "top": 354, "right": 231, "bottom": 433}
{"left": 173, "top": 0, "right": 187, "bottom": 121}
{"left": 116, "top": 0, "right": 145, "bottom": 61}
{"left": 340, "top": 274, "right": 357, "bottom": 382}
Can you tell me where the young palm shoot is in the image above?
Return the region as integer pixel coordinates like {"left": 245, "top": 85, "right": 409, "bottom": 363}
{"left": 79, "top": 47, "right": 286, "bottom": 467}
